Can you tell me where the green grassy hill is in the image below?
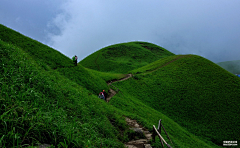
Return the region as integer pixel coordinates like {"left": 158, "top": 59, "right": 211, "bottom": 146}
{"left": 0, "top": 24, "right": 113, "bottom": 95}
{"left": 1, "top": 24, "right": 235, "bottom": 148}
{"left": 0, "top": 24, "right": 73, "bottom": 70}
{"left": 0, "top": 40, "right": 129, "bottom": 147}
{"left": 111, "top": 54, "right": 240, "bottom": 146}
{"left": 216, "top": 60, "right": 240, "bottom": 74}
{"left": 80, "top": 41, "right": 175, "bottom": 73}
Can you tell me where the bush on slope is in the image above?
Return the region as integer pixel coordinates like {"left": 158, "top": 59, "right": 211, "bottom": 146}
{"left": 113, "top": 54, "right": 240, "bottom": 146}
{"left": 80, "top": 41, "right": 175, "bottom": 73}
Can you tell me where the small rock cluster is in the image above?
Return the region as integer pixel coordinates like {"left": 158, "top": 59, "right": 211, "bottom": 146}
{"left": 124, "top": 117, "right": 152, "bottom": 148}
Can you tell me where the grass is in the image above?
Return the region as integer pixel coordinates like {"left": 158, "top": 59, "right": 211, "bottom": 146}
{"left": 56, "top": 65, "right": 109, "bottom": 94}
{"left": 108, "top": 85, "right": 218, "bottom": 148}
{"left": 130, "top": 55, "right": 188, "bottom": 74}
{"left": 1, "top": 23, "right": 237, "bottom": 147}
{"left": 0, "top": 40, "right": 129, "bottom": 147}
{"left": 112, "top": 54, "right": 240, "bottom": 146}
{"left": 80, "top": 41, "right": 175, "bottom": 73}
{"left": 85, "top": 68, "right": 127, "bottom": 82}
{"left": 0, "top": 24, "right": 73, "bottom": 70}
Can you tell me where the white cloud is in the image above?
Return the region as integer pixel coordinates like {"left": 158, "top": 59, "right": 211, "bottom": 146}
{"left": 47, "top": 0, "right": 240, "bottom": 62}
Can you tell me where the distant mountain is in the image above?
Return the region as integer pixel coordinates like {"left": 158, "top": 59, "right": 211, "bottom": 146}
{"left": 216, "top": 60, "right": 240, "bottom": 74}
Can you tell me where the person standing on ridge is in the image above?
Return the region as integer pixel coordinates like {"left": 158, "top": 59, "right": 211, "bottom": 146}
{"left": 72, "top": 55, "right": 78, "bottom": 66}
{"left": 75, "top": 55, "right": 78, "bottom": 66}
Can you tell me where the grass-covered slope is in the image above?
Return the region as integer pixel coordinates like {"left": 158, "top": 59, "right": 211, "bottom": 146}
{"left": 0, "top": 40, "right": 133, "bottom": 147}
{"left": 112, "top": 54, "right": 240, "bottom": 146}
{"left": 0, "top": 38, "right": 217, "bottom": 147}
{"left": 0, "top": 24, "right": 73, "bottom": 69}
{"left": 216, "top": 60, "right": 240, "bottom": 74}
{"left": 80, "top": 41, "right": 175, "bottom": 73}
{"left": 0, "top": 24, "right": 112, "bottom": 95}
{"left": 109, "top": 87, "right": 220, "bottom": 148}
{"left": 1, "top": 24, "right": 234, "bottom": 148}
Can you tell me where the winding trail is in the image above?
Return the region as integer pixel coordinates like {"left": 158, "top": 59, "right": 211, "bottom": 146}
{"left": 107, "top": 74, "right": 133, "bottom": 85}
{"left": 105, "top": 74, "right": 153, "bottom": 148}
{"left": 106, "top": 74, "right": 133, "bottom": 102}
{"left": 105, "top": 55, "right": 186, "bottom": 147}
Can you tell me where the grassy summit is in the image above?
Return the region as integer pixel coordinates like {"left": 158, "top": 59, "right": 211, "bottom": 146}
{"left": 1, "top": 24, "right": 236, "bottom": 147}
{"left": 80, "top": 41, "right": 175, "bottom": 73}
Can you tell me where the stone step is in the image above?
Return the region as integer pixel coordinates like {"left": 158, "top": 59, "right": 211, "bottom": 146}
{"left": 144, "top": 144, "right": 152, "bottom": 148}
{"left": 145, "top": 134, "right": 152, "bottom": 140}
{"left": 124, "top": 144, "right": 138, "bottom": 148}
{"left": 143, "top": 131, "right": 150, "bottom": 134}
{"left": 126, "top": 139, "right": 148, "bottom": 145}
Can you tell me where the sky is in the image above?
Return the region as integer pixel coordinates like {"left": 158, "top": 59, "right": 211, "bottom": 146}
{"left": 0, "top": 0, "right": 240, "bottom": 63}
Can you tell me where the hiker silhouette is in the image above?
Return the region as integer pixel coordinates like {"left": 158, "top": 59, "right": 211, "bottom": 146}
{"left": 72, "top": 55, "right": 78, "bottom": 66}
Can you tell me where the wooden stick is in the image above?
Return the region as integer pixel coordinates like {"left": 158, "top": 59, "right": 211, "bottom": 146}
{"left": 153, "top": 125, "right": 172, "bottom": 148}
{"left": 158, "top": 119, "right": 162, "bottom": 131}
{"left": 157, "top": 120, "right": 164, "bottom": 148}
{"left": 161, "top": 123, "right": 173, "bottom": 145}
{"left": 152, "top": 126, "right": 156, "bottom": 143}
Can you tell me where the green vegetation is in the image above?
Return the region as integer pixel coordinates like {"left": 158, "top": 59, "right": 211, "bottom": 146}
{"left": 85, "top": 68, "right": 127, "bottom": 83}
{"left": 109, "top": 87, "right": 217, "bottom": 148}
{"left": 1, "top": 24, "right": 238, "bottom": 148}
{"left": 130, "top": 55, "right": 188, "bottom": 74}
{"left": 112, "top": 55, "right": 240, "bottom": 146}
{"left": 80, "top": 41, "right": 175, "bottom": 73}
{"left": 0, "top": 24, "right": 73, "bottom": 70}
{"left": 217, "top": 60, "right": 240, "bottom": 74}
{"left": 0, "top": 40, "right": 130, "bottom": 147}
{"left": 56, "top": 65, "right": 109, "bottom": 94}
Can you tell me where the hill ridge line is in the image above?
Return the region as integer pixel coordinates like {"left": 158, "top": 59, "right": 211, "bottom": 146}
{"left": 142, "top": 55, "right": 190, "bottom": 75}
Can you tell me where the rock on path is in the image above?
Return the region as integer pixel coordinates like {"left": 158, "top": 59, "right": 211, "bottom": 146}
{"left": 124, "top": 117, "right": 152, "bottom": 148}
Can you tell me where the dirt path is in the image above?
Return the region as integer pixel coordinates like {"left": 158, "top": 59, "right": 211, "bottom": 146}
{"left": 107, "top": 74, "right": 133, "bottom": 85}
{"left": 106, "top": 74, "right": 132, "bottom": 102}
{"left": 106, "top": 74, "right": 153, "bottom": 148}
{"left": 124, "top": 117, "right": 152, "bottom": 148}
{"left": 106, "top": 56, "right": 186, "bottom": 147}
{"left": 142, "top": 55, "right": 189, "bottom": 75}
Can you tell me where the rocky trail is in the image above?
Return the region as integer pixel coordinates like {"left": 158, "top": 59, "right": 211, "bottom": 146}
{"left": 106, "top": 74, "right": 153, "bottom": 148}
{"left": 124, "top": 117, "right": 152, "bottom": 148}
{"left": 105, "top": 56, "right": 185, "bottom": 147}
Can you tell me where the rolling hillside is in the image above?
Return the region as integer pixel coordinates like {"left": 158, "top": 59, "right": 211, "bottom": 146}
{"left": 0, "top": 24, "right": 73, "bottom": 70}
{"left": 111, "top": 54, "right": 240, "bottom": 146}
{"left": 217, "top": 60, "right": 240, "bottom": 74}
{"left": 80, "top": 41, "right": 175, "bottom": 73}
{"left": 0, "top": 24, "right": 235, "bottom": 148}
